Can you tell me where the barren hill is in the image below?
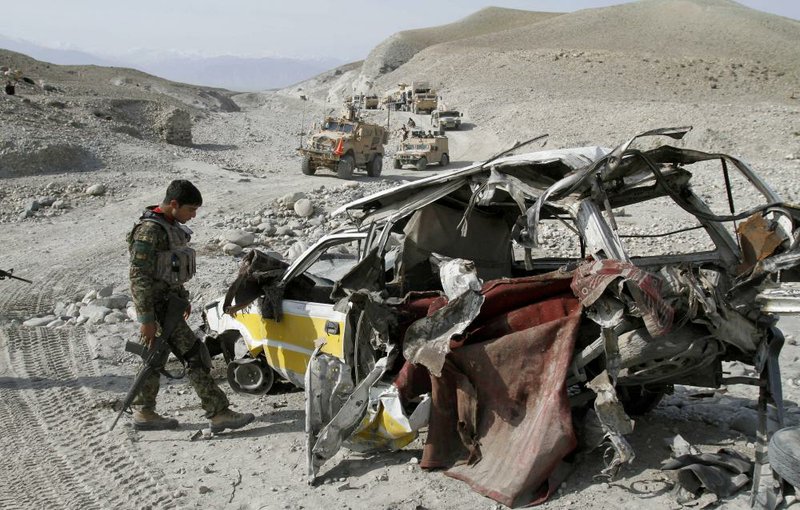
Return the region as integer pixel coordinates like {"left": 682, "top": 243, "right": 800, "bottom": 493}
{"left": 2, "top": 1, "right": 800, "bottom": 509}
{"left": 357, "top": 7, "right": 560, "bottom": 88}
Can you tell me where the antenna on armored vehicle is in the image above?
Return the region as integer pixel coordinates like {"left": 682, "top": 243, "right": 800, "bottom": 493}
{"left": 298, "top": 95, "right": 308, "bottom": 149}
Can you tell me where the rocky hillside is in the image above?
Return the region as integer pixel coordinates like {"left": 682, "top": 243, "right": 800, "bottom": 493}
{"left": 0, "top": 49, "right": 241, "bottom": 179}
{"left": 357, "top": 7, "right": 560, "bottom": 81}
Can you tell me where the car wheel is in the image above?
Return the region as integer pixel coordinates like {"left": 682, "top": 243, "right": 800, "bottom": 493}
{"left": 393, "top": 158, "right": 402, "bottom": 169}
{"left": 301, "top": 156, "right": 315, "bottom": 175}
{"left": 337, "top": 154, "right": 354, "bottom": 179}
{"left": 415, "top": 157, "right": 427, "bottom": 171}
{"left": 227, "top": 356, "right": 275, "bottom": 395}
{"left": 367, "top": 154, "right": 383, "bottom": 177}
{"left": 440, "top": 153, "right": 449, "bottom": 167}
{"left": 770, "top": 426, "right": 800, "bottom": 489}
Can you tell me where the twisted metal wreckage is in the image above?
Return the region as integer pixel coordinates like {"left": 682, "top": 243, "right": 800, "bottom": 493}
{"left": 208, "top": 127, "right": 800, "bottom": 507}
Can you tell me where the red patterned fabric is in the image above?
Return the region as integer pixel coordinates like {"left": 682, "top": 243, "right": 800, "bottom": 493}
{"left": 571, "top": 259, "right": 674, "bottom": 337}
{"left": 401, "top": 272, "right": 582, "bottom": 507}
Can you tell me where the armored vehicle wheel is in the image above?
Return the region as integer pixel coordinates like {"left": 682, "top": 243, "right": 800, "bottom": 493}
{"left": 415, "top": 157, "right": 428, "bottom": 171}
{"left": 367, "top": 155, "right": 383, "bottom": 177}
{"left": 301, "top": 156, "right": 316, "bottom": 175}
{"left": 337, "top": 154, "right": 354, "bottom": 179}
{"left": 227, "top": 356, "right": 274, "bottom": 395}
{"left": 440, "top": 153, "right": 449, "bottom": 167}
{"left": 393, "top": 158, "right": 402, "bottom": 169}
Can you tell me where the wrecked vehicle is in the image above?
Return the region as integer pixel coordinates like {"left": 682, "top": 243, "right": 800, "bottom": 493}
{"left": 297, "top": 109, "right": 387, "bottom": 179}
{"left": 206, "top": 127, "right": 796, "bottom": 507}
{"left": 393, "top": 131, "right": 449, "bottom": 170}
{"left": 430, "top": 109, "right": 462, "bottom": 132}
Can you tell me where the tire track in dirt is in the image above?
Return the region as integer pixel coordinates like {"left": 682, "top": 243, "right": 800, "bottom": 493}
{"left": 0, "top": 268, "right": 184, "bottom": 509}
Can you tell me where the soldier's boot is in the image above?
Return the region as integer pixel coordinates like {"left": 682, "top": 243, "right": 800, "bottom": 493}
{"left": 132, "top": 409, "right": 180, "bottom": 431}
{"left": 209, "top": 408, "right": 255, "bottom": 433}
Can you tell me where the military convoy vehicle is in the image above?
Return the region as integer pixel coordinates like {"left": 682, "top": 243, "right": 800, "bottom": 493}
{"left": 393, "top": 131, "right": 449, "bottom": 171}
{"left": 410, "top": 81, "right": 438, "bottom": 114}
{"left": 298, "top": 110, "right": 387, "bottom": 179}
{"left": 363, "top": 95, "right": 379, "bottom": 109}
{"left": 431, "top": 109, "right": 463, "bottom": 132}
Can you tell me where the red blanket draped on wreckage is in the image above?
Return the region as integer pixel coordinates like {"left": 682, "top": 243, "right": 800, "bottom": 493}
{"left": 394, "top": 271, "right": 582, "bottom": 507}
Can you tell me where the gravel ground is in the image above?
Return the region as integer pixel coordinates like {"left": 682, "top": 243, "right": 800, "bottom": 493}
{"left": 2, "top": 1, "right": 800, "bottom": 508}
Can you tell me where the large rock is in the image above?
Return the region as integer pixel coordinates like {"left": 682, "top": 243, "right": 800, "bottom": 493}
{"left": 79, "top": 304, "right": 112, "bottom": 324}
{"left": 223, "top": 229, "right": 255, "bottom": 247}
{"left": 287, "top": 241, "right": 309, "bottom": 261}
{"left": 23, "top": 315, "right": 57, "bottom": 327}
{"left": 222, "top": 243, "right": 244, "bottom": 256}
{"left": 97, "top": 284, "right": 114, "bottom": 297}
{"left": 294, "top": 198, "right": 314, "bottom": 218}
{"left": 280, "top": 192, "right": 306, "bottom": 208}
{"left": 156, "top": 107, "right": 192, "bottom": 146}
{"left": 86, "top": 184, "right": 106, "bottom": 196}
{"left": 92, "top": 294, "right": 130, "bottom": 310}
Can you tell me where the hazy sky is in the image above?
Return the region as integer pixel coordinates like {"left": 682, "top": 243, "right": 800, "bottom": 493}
{"left": 2, "top": 1, "right": 797, "bottom": 61}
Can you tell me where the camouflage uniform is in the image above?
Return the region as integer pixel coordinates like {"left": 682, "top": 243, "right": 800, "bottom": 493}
{"left": 128, "top": 206, "right": 229, "bottom": 418}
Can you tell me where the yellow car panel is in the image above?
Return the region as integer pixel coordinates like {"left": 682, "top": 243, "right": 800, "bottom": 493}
{"left": 230, "top": 299, "right": 348, "bottom": 386}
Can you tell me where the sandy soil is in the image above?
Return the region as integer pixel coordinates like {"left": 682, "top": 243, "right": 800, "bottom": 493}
{"left": 2, "top": 1, "right": 800, "bottom": 508}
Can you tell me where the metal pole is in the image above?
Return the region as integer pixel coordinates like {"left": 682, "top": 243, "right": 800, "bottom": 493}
{"left": 299, "top": 95, "right": 308, "bottom": 148}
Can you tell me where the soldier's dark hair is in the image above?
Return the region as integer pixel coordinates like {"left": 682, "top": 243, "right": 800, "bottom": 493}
{"left": 164, "top": 180, "right": 202, "bottom": 206}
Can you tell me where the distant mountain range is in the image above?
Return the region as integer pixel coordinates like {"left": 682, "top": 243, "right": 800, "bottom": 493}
{"left": 0, "top": 34, "right": 343, "bottom": 91}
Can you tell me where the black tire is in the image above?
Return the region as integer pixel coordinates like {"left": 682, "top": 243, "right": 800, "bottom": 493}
{"left": 440, "top": 153, "right": 449, "bottom": 167}
{"left": 337, "top": 154, "right": 354, "bottom": 179}
{"left": 227, "top": 356, "right": 275, "bottom": 395}
{"left": 393, "top": 158, "right": 402, "bottom": 169}
{"left": 301, "top": 156, "right": 315, "bottom": 175}
{"left": 769, "top": 426, "right": 800, "bottom": 489}
{"left": 367, "top": 154, "right": 383, "bottom": 177}
{"left": 616, "top": 385, "right": 666, "bottom": 416}
{"left": 415, "top": 157, "right": 427, "bottom": 171}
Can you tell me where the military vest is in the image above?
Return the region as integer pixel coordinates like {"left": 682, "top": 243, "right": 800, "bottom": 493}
{"left": 130, "top": 209, "right": 196, "bottom": 285}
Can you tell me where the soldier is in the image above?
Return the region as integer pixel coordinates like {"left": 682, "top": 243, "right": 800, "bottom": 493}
{"left": 127, "top": 180, "right": 254, "bottom": 431}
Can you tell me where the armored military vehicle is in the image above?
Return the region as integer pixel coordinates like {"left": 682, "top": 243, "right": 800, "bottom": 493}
{"left": 431, "top": 109, "right": 462, "bottom": 132}
{"left": 364, "top": 95, "right": 379, "bottom": 109}
{"left": 393, "top": 131, "right": 449, "bottom": 171}
{"left": 410, "top": 81, "right": 438, "bottom": 114}
{"left": 298, "top": 110, "right": 387, "bottom": 179}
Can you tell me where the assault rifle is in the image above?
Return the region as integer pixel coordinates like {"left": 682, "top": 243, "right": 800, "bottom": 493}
{"left": 0, "top": 269, "right": 31, "bottom": 283}
{"left": 108, "top": 294, "right": 188, "bottom": 432}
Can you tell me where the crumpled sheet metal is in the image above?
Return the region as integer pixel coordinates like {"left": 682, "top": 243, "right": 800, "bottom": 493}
{"left": 306, "top": 343, "right": 388, "bottom": 482}
{"left": 348, "top": 383, "right": 431, "bottom": 452}
{"left": 662, "top": 448, "right": 753, "bottom": 501}
{"left": 586, "top": 371, "right": 635, "bottom": 477}
{"left": 737, "top": 213, "right": 787, "bottom": 273}
{"left": 402, "top": 289, "right": 485, "bottom": 378}
{"left": 438, "top": 257, "right": 483, "bottom": 300}
{"left": 658, "top": 265, "right": 760, "bottom": 354}
{"left": 305, "top": 340, "right": 354, "bottom": 480}
{"left": 415, "top": 275, "right": 582, "bottom": 507}
{"left": 572, "top": 258, "right": 674, "bottom": 337}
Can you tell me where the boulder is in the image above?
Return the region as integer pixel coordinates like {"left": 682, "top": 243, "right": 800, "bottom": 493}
{"left": 294, "top": 198, "right": 314, "bottom": 218}
{"left": 222, "top": 243, "right": 244, "bottom": 256}
{"left": 223, "top": 229, "right": 255, "bottom": 247}
{"left": 23, "top": 315, "right": 57, "bottom": 327}
{"left": 79, "top": 304, "right": 112, "bottom": 324}
{"left": 86, "top": 184, "right": 106, "bottom": 196}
